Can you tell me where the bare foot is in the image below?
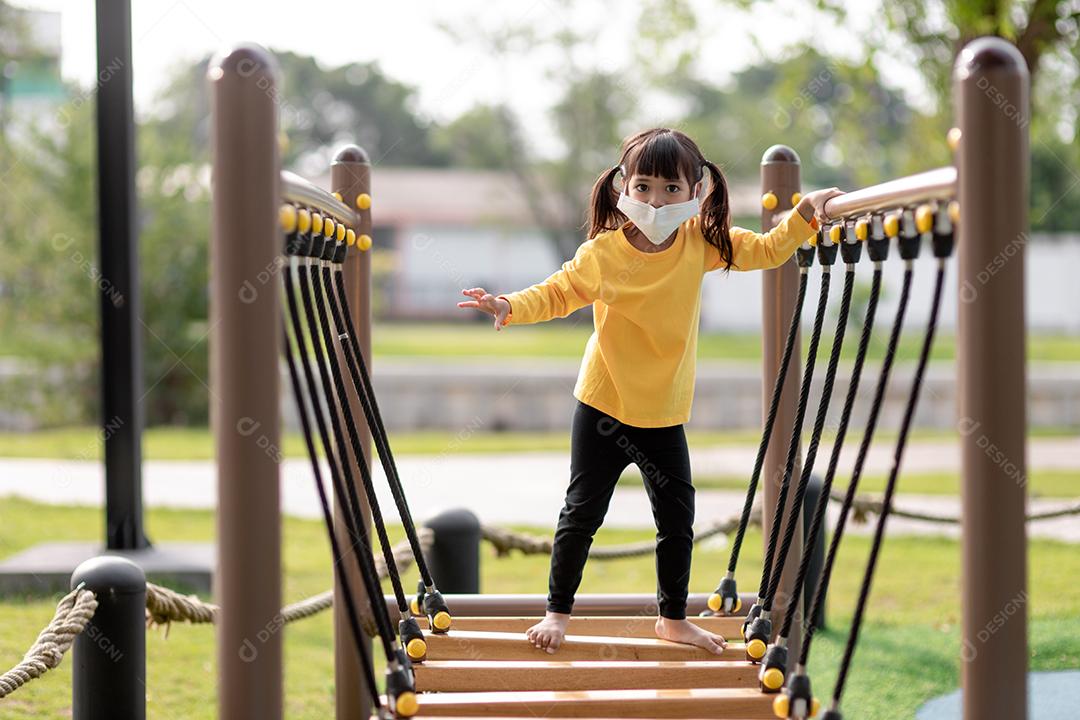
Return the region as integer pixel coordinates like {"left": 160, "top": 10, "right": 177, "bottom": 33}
{"left": 655, "top": 617, "right": 728, "bottom": 654}
{"left": 525, "top": 611, "right": 571, "bottom": 654}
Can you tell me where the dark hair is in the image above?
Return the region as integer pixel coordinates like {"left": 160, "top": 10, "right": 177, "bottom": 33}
{"left": 586, "top": 128, "right": 734, "bottom": 270}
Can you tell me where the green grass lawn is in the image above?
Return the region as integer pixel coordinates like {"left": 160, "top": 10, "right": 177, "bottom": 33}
{"left": 0, "top": 424, "right": 1076, "bottom": 462}
{"left": 0, "top": 497, "right": 1077, "bottom": 719}
{"left": 375, "top": 323, "right": 1080, "bottom": 364}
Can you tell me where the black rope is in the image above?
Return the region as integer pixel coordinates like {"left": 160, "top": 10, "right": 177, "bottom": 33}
{"left": 777, "top": 267, "right": 861, "bottom": 641}
{"left": 306, "top": 261, "right": 411, "bottom": 614}
{"left": 799, "top": 265, "right": 911, "bottom": 667}
{"left": 726, "top": 271, "right": 809, "bottom": 575}
{"left": 328, "top": 266, "right": 435, "bottom": 588}
{"left": 831, "top": 261, "right": 946, "bottom": 708}
{"left": 284, "top": 261, "right": 399, "bottom": 660}
{"left": 282, "top": 321, "right": 383, "bottom": 712}
{"left": 760, "top": 268, "right": 833, "bottom": 609}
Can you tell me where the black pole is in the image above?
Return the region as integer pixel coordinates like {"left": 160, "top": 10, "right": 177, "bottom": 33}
{"left": 802, "top": 474, "right": 826, "bottom": 631}
{"left": 425, "top": 508, "right": 481, "bottom": 593}
{"left": 71, "top": 556, "right": 146, "bottom": 720}
{"left": 95, "top": 0, "right": 148, "bottom": 550}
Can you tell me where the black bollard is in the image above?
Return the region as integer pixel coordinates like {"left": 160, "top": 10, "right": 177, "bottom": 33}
{"left": 424, "top": 508, "right": 481, "bottom": 593}
{"left": 802, "top": 474, "right": 827, "bottom": 630}
{"left": 71, "top": 556, "right": 146, "bottom": 720}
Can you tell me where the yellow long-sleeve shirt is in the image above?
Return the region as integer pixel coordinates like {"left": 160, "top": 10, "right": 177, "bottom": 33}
{"left": 498, "top": 209, "right": 817, "bottom": 427}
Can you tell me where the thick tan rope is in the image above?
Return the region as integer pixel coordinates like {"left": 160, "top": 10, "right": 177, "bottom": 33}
{"left": 480, "top": 505, "right": 761, "bottom": 559}
{"left": 145, "top": 530, "right": 430, "bottom": 631}
{"left": 833, "top": 491, "right": 1080, "bottom": 525}
{"left": 0, "top": 586, "right": 98, "bottom": 699}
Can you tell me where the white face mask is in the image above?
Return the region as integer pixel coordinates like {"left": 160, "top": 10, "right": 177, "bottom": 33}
{"left": 617, "top": 190, "right": 701, "bottom": 246}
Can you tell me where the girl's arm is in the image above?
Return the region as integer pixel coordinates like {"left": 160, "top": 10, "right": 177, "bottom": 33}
{"left": 706, "top": 189, "right": 842, "bottom": 272}
{"left": 498, "top": 240, "right": 601, "bottom": 325}
{"left": 459, "top": 240, "right": 601, "bottom": 330}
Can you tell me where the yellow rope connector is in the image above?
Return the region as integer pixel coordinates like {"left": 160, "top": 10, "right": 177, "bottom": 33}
{"left": 948, "top": 200, "right": 960, "bottom": 225}
{"left": 829, "top": 224, "right": 842, "bottom": 244}
{"left": 356, "top": 193, "right": 372, "bottom": 210}
{"left": 323, "top": 217, "right": 335, "bottom": 238}
{"left": 395, "top": 690, "right": 419, "bottom": 717}
{"left": 762, "top": 667, "right": 784, "bottom": 691}
{"left": 357, "top": 234, "right": 373, "bottom": 251}
{"left": 772, "top": 693, "right": 789, "bottom": 719}
{"left": 346, "top": 229, "right": 357, "bottom": 246}
{"left": 915, "top": 205, "right": 934, "bottom": 234}
{"left": 336, "top": 223, "right": 346, "bottom": 242}
{"left": 406, "top": 637, "right": 427, "bottom": 660}
{"left": 332, "top": 191, "right": 343, "bottom": 202}
{"left": 311, "top": 213, "right": 324, "bottom": 236}
{"left": 761, "top": 192, "right": 778, "bottom": 210}
{"left": 279, "top": 204, "right": 298, "bottom": 233}
{"left": 883, "top": 212, "right": 900, "bottom": 238}
{"left": 297, "top": 209, "right": 312, "bottom": 235}
{"left": 791, "top": 192, "right": 802, "bottom": 206}
{"left": 947, "top": 127, "right": 962, "bottom": 152}
{"left": 855, "top": 218, "right": 869, "bottom": 241}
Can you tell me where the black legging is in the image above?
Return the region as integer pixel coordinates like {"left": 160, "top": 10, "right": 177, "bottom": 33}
{"left": 547, "top": 400, "right": 695, "bottom": 619}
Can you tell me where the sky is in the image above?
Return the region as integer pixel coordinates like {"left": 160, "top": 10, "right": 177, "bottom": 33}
{"left": 17, "top": 0, "right": 934, "bottom": 159}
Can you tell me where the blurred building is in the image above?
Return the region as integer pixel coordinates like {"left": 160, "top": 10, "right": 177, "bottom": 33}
{"left": 0, "top": 4, "right": 64, "bottom": 136}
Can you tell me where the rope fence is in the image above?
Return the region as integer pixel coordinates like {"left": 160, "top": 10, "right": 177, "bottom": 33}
{"left": 0, "top": 585, "right": 98, "bottom": 699}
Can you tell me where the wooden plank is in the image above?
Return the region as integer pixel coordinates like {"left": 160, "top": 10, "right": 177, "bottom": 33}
{"left": 416, "top": 615, "right": 743, "bottom": 638}
{"left": 422, "top": 630, "right": 743, "bottom": 662}
{"left": 414, "top": 660, "right": 758, "bottom": 692}
{"left": 404, "top": 688, "right": 775, "bottom": 718}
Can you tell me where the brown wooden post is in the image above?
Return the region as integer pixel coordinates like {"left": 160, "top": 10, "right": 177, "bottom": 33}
{"left": 759, "top": 145, "right": 805, "bottom": 663}
{"left": 955, "top": 37, "right": 1030, "bottom": 720}
{"left": 330, "top": 145, "right": 373, "bottom": 720}
{"left": 208, "top": 45, "right": 282, "bottom": 720}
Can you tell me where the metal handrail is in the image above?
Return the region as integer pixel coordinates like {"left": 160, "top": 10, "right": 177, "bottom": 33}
{"left": 822, "top": 166, "right": 956, "bottom": 220}
{"left": 281, "top": 170, "right": 358, "bottom": 228}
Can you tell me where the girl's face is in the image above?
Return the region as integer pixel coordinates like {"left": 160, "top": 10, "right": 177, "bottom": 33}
{"left": 626, "top": 170, "right": 701, "bottom": 208}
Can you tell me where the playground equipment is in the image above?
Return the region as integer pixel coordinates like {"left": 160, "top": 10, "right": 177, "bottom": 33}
{"left": 206, "top": 34, "right": 1029, "bottom": 720}
{"left": 0, "top": 34, "right": 1032, "bottom": 720}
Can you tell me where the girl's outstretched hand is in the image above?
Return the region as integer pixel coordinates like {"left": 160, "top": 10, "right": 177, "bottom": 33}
{"left": 458, "top": 288, "right": 511, "bottom": 331}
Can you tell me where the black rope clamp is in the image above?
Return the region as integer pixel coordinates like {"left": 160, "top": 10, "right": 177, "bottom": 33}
{"left": 321, "top": 235, "right": 338, "bottom": 262}
{"left": 385, "top": 662, "right": 419, "bottom": 718}
{"left": 399, "top": 616, "right": 427, "bottom": 663}
{"left": 423, "top": 588, "right": 452, "bottom": 634}
{"left": 741, "top": 601, "right": 763, "bottom": 638}
{"left": 707, "top": 576, "right": 741, "bottom": 615}
{"left": 772, "top": 672, "right": 820, "bottom": 718}
{"left": 932, "top": 212, "right": 955, "bottom": 259}
{"left": 758, "top": 643, "right": 788, "bottom": 693}
{"left": 284, "top": 227, "right": 304, "bottom": 257}
{"left": 333, "top": 239, "right": 348, "bottom": 264}
{"left": 839, "top": 222, "right": 863, "bottom": 264}
{"left": 866, "top": 216, "right": 890, "bottom": 262}
{"left": 744, "top": 612, "right": 771, "bottom": 663}
{"left": 898, "top": 209, "right": 922, "bottom": 260}
{"left": 796, "top": 240, "right": 816, "bottom": 268}
{"left": 816, "top": 231, "right": 839, "bottom": 266}
{"left": 309, "top": 226, "right": 327, "bottom": 259}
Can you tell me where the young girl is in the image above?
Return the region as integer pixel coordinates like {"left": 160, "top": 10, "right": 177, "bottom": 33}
{"left": 457, "top": 128, "right": 842, "bottom": 654}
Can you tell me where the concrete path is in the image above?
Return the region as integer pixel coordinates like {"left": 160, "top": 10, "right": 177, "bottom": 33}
{"left": 0, "top": 437, "right": 1076, "bottom": 541}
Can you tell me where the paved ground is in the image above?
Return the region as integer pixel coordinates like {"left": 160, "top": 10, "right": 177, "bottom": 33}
{"left": 0, "top": 437, "right": 1076, "bottom": 541}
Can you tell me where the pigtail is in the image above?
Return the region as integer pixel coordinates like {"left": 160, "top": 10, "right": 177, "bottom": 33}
{"left": 585, "top": 165, "right": 626, "bottom": 239}
{"left": 700, "top": 160, "right": 734, "bottom": 271}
